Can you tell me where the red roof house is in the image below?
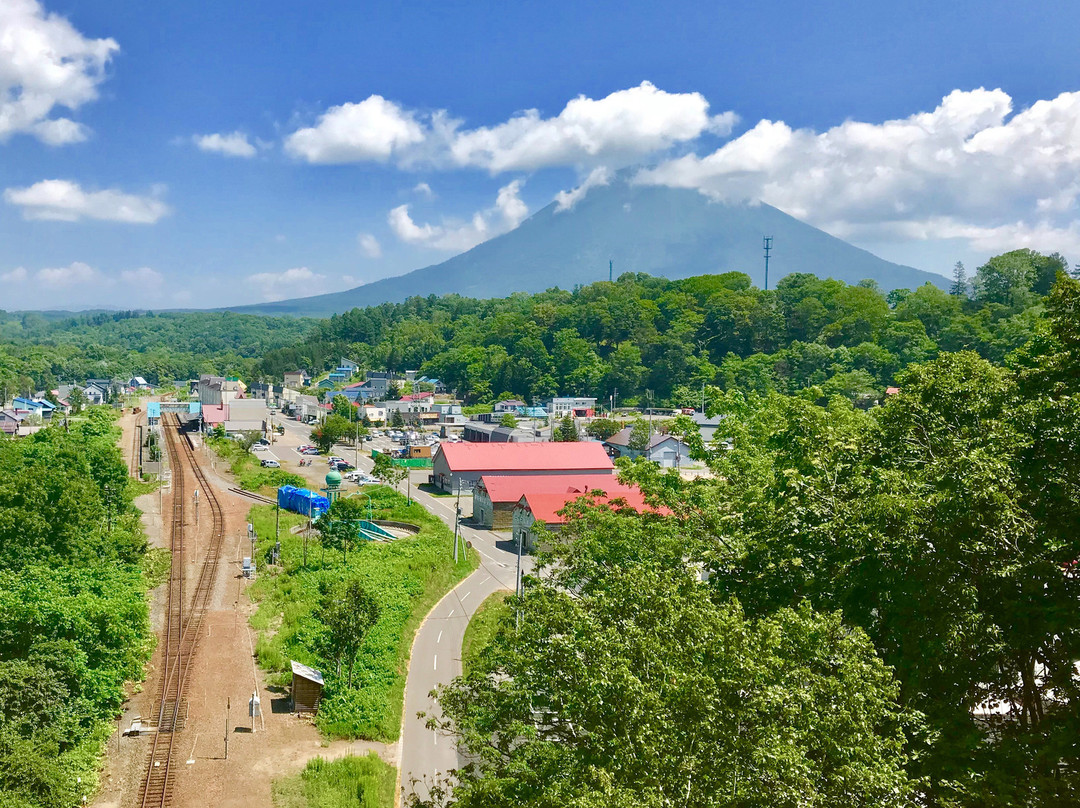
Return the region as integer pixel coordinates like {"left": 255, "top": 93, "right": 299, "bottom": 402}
{"left": 512, "top": 484, "right": 669, "bottom": 550}
{"left": 473, "top": 473, "right": 628, "bottom": 529}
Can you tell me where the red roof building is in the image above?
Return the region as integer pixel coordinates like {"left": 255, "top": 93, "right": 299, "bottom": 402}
{"left": 201, "top": 404, "right": 227, "bottom": 425}
{"left": 512, "top": 485, "right": 669, "bottom": 551}
{"left": 431, "top": 441, "right": 614, "bottom": 492}
{"left": 473, "top": 473, "right": 629, "bottom": 529}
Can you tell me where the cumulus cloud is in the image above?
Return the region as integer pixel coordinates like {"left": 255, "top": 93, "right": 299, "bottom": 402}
{"left": 37, "top": 261, "right": 101, "bottom": 287}
{"left": 4, "top": 179, "right": 170, "bottom": 223}
{"left": 413, "top": 182, "right": 434, "bottom": 198}
{"left": 193, "top": 131, "right": 256, "bottom": 158}
{"left": 357, "top": 233, "right": 382, "bottom": 258}
{"left": 450, "top": 82, "right": 731, "bottom": 172}
{"left": 120, "top": 266, "right": 164, "bottom": 285}
{"left": 555, "top": 166, "right": 613, "bottom": 212}
{"left": 246, "top": 266, "right": 327, "bottom": 301}
{"left": 0, "top": 0, "right": 118, "bottom": 144}
{"left": 284, "top": 95, "right": 425, "bottom": 163}
{"left": 388, "top": 180, "right": 528, "bottom": 251}
{"left": 636, "top": 88, "right": 1080, "bottom": 255}
{"left": 1, "top": 267, "right": 28, "bottom": 282}
{"left": 284, "top": 82, "right": 733, "bottom": 172}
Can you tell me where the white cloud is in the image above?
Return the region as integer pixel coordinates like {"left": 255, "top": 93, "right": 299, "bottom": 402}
{"left": 119, "top": 266, "right": 164, "bottom": 285}
{"left": 284, "top": 95, "right": 425, "bottom": 163}
{"left": 193, "top": 131, "right": 256, "bottom": 158}
{"left": 555, "top": 166, "right": 612, "bottom": 212}
{"left": 4, "top": 179, "right": 170, "bottom": 223}
{"left": 0, "top": 0, "right": 118, "bottom": 144}
{"left": 1, "top": 267, "right": 28, "bottom": 282}
{"left": 284, "top": 82, "right": 733, "bottom": 172}
{"left": 357, "top": 233, "right": 382, "bottom": 258}
{"left": 450, "top": 82, "right": 730, "bottom": 172}
{"left": 36, "top": 261, "right": 101, "bottom": 287}
{"left": 388, "top": 180, "right": 528, "bottom": 252}
{"left": 246, "top": 266, "right": 327, "bottom": 301}
{"left": 636, "top": 88, "right": 1080, "bottom": 257}
{"left": 413, "top": 182, "right": 434, "bottom": 198}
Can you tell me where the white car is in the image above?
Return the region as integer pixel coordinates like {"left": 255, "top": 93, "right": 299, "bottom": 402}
{"left": 260, "top": 459, "right": 280, "bottom": 468}
{"left": 253, "top": 444, "right": 268, "bottom": 451}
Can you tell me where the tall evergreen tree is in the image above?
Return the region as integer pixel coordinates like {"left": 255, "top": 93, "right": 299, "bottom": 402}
{"left": 950, "top": 260, "right": 968, "bottom": 296}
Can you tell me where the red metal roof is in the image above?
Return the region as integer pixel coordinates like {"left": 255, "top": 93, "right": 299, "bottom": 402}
{"left": 437, "top": 441, "right": 614, "bottom": 473}
{"left": 202, "top": 404, "right": 227, "bottom": 424}
{"left": 478, "top": 474, "right": 623, "bottom": 504}
{"left": 516, "top": 486, "right": 664, "bottom": 524}
{"left": 400, "top": 392, "right": 434, "bottom": 402}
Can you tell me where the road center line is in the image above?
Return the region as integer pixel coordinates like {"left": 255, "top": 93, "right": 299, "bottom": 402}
{"left": 433, "top": 655, "right": 437, "bottom": 671}
{"left": 436, "top": 630, "right": 442, "bottom": 644}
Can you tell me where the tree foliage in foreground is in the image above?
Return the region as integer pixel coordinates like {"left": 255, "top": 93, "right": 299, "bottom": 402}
{"left": 0, "top": 408, "right": 153, "bottom": 808}
{"left": 639, "top": 273, "right": 1080, "bottom": 806}
{"left": 412, "top": 506, "right": 915, "bottom": 807}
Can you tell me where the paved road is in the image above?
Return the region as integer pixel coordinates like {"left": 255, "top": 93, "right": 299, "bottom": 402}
{"left": 272, "top": 415, "right": 531, "bottom": 799}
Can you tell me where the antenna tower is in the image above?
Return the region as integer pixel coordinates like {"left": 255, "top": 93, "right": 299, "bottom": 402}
{"left": 609, "top": 259, "right": 613, "bottom": 282}
{"left": 763, "top": 236, "right": 773, "bottom": 290}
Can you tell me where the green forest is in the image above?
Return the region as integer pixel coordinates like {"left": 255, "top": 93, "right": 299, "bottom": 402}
{"left": 257, "top": 249, "right": 1069, "bottom": 406}
{"left": 0, "top": 409, "right": 157, "bottom": 808}
{"left": 417, "top": 272, "right": 1080, "bottom": 807}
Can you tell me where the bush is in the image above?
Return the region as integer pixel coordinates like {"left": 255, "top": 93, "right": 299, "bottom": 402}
{"left": 271, "top": 753, "right": 395, "bottom": 808}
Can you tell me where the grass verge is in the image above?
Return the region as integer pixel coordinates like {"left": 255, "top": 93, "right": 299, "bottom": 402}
{"left": 248, "top": 485, "right": 478, "bottom": 741}
{"left": 461, "top": 590, "right": 513, "bottom": 676}
{"left": 271, "top": 754, "right": 395, "bottom": 808}
{"left": 206, "top": 435, "right": 304, "bottom": 494}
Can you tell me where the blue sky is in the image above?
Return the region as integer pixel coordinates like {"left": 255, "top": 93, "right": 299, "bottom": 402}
{"left": 3, "top": 0, "right": 1080, "bottom": 309}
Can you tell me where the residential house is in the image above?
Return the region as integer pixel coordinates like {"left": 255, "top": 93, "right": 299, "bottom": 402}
{"left": 512, "top": 483, "right": 665, "bottom": 552}
{"left": 431, "top": 441, "right": 613, "bottom": 493}
{"left": 495, "top": 399, "right": 526, "bottom": 413}
{"left": 249, "top": 382, "right": 281, "bottom": 407}
{"left": 316, "top": 378, "right": 336, "bottom": 391}
{"left": 548, "top": 397, "right": 597, "bottom": 417}
{"left": 0, "top": 409, "right": 26, "bottom": 436}
{"left": 127, "top": 376, "right": 155, "bottom": 391}
{"left": 472, "top": 473, "right": 622, "bottom": 530}
{"left": 338, "top": 358, "right": 359, "bottom": 375}
{"left": 283, "top": 370, "right": 311, "bottom": 389}
{"left": 603, "top": 427, "right": 692, "bottom": 469}
{"left": 362, "top": 404, "right": 387, "bottom": 423}
{"left": 84, "top": 379, "right": 111, "bottom": 404}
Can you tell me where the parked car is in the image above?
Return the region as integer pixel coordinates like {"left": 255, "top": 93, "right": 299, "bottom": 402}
{"left": 260, "top": 459, "right": 280, "bottom": 468}
{"left": 331, "top": 460, "right": 355, "bottom": 471}
{"left": 253, "top": 444, "right": 268, "bottom": 452}
{"left": 257, "top": 437, "right": 270, "bottom": 445}
{"left": 302, "top": 447, "right": 320, "bottom": 455}
{"left": 328, "top": 456, "right": 345, "bottom": 464}
{"left": 344, "top": 471, "right": 378, "bottom": 484}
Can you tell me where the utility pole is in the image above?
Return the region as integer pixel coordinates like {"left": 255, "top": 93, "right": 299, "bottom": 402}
{"left": 763, "top": 236, "right": 773, "bottom": 291}
{"left": 608, "top": 259, "right": 613, "bottom": 282}
{"left": 453, "top": 479, "right": 462, "bottom": 562}
{"left": 515, "top": 529, "right": 523, "bottom": 630}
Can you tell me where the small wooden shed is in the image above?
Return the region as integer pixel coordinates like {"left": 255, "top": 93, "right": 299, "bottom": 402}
{"left": 290, "top": 660, "right": 324, "bottom": 714}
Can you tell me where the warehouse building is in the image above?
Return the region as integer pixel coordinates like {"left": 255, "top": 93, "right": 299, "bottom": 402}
{"left": 431, "top": 441, "right": 613, "bottom": 493}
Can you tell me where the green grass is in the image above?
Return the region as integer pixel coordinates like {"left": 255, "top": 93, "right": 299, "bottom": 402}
{"left": 247, "top": 485, "right": 478, "bottom": 741}
{"left": 461, "top": 590, "right": 513, "bottom": 676}
{"left": 206, "top": 436, "right": 305, "bottom": 494}
{"left": 140, "top": 547, "right": 172, "bottom": 588}
{"left": 271, "top": 754, "right": 395, "bottom": 808}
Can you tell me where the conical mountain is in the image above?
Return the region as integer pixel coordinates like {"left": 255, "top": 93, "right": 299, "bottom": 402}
{"left": 229, "top": 176, "right": 946, "bottom": 316}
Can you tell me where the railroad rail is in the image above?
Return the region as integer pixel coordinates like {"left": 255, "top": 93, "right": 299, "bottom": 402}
{"left": 130, "top": 412, "right": 143, "bottom": 478}
{"left": 138, "top": 414, "right": 226, "bottom": 808}
{"left": 228, "top": 486, "right": 275, "bottom": 505}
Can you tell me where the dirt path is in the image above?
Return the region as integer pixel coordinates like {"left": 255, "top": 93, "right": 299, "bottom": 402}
{"left": 94, "top": 420, "right": 395, "bottom": 808}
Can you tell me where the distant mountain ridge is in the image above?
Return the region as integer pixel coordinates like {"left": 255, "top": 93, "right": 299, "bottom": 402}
{"left": 227, "top": 176, "right": 948, "bottom": 317}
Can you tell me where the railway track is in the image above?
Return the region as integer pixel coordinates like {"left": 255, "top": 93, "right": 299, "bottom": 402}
{"left": 130, "top": 412, "right": 142, "bottom": 478}
{"left": 138, "top": 415, "right": 226, "bottom": 808}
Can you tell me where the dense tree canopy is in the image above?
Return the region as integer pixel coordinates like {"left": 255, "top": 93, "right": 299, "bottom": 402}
{"left": 0, "top": 409, "right": 154, "bottom": 808}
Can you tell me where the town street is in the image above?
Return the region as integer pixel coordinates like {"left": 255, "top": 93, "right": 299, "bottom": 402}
{"left": 271, "top": 415, "right": 532, "bottom": 800}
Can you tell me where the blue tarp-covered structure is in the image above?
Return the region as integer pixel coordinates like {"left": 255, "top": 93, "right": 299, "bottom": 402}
{"left": 277, "top": 485, "right": 330, "bottom": 518}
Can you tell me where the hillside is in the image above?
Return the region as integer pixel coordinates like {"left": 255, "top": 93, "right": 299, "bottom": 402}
{"left": 228, "top": 177, "right": 948, "bottom": 317}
